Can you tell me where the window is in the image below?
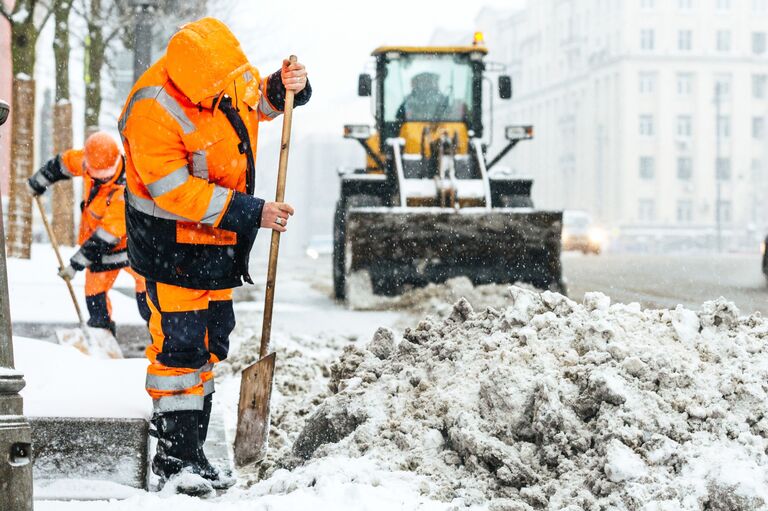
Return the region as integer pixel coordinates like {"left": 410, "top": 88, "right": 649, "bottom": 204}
{"left": 641, "top": 29, "right": 655, "bottom": 50}
{"left": 753, "top": 32, "right": 767, "bottom": 54}
{"left": 677, "top": 73, "right": 694, "bottom": 95}
{"left": 641, "top": 0, "right": 655, "bottom": 7}
{"left": 717, "top": 116, "right": 731, "bottom": 138}
{"left": 639, "top": 199, "right": 656, "bottom": 222}
{"left": 639, "top": 72, "right": 656, "bottom": 93}
{"left": 716, "top": 157, "right": 731, "bottom": 180}
{"left": 678, "top": 157, "right": 693, "bottom": 180}
{"left": 754, "top": 117, "right": 766, "bottom": 138}
{"left": 753, "top": 74, "right": 767, "bottom": 98}
{"left": 677, "top": 115, "right": 693, "bottom": 137}
{"left": 639, "top": 115, "right": 655, "bottom": 136}
{"left": 639, "top": 156, "right": 655, "bottom": 179}
{"left": 718, "top": 200, "right": 732, "bottom": 224}
{"left": 716, "top": 30, "right": 731, "bottom": 52}
{"left": 716, "top": 0, "right": 731, "bottom": 10}
{"left": 678, "top": 0, "right": 693, "bottom": 8}
{"left": 677, "top": 200, "right": 693, "bottom": 223}
{"left": 714, "top": 75, "right": 731, "bottom": 99}
{"left": 678, "top": 30, "right": 693, "bottom": 51}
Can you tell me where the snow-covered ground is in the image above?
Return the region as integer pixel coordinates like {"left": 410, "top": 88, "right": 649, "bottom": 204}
{"left": 11, "top": 250, "right": 768, "bottom": 509}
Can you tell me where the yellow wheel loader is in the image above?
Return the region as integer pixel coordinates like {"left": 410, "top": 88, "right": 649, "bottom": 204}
{"left": 334, "top": 39, "right": 564, "bottom": 301}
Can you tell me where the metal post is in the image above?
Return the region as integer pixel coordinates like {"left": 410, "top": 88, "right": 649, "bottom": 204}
{"left": 714, "top": 84, "right": 723, "bottom": 253}
{"left": 132, "top": 0, "right": 158, "bottom": 83}
{"left": 0, "top": 99, "right": 34, "bottom": 511}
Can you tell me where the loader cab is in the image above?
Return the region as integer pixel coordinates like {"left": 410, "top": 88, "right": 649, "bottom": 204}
{"left": 372, "top": 48, "right": 485, "bottom": 142}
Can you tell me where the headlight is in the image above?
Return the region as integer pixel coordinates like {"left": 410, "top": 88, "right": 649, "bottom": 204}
{"left": 505, "top": 125, "right": 534, "bottom": 141}
{"left": 588, "top": 227, "right": 606, "bottom": 246}
{"left": 761, "top": 241, "right": 766, "bottom": 255}
{"left": 344, "top": 124, "right": 373, "bottom": 140}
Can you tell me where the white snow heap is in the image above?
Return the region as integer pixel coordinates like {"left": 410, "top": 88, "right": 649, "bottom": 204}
{"left": 285, "top": 287, "right": 768, "bottom": 510}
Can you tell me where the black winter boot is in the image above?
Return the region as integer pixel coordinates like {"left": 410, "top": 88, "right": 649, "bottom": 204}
{"left": 197, "top": 395, "right": 235, "bottom": 489}
{"left": 150, "top": 410, "right": 213, "bottom": 495}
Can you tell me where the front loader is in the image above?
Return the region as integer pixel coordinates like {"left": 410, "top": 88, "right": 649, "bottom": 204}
{"left": 333, "top": 37, "right": 564, "bottom": 302}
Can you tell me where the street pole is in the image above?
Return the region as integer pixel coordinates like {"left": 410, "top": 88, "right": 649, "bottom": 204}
{"left": 0, "top": 99, "right": 34, "bottom": 511}
{"left": 132, "top": 0, "right": 158, "bottom": 83}
{"left": 714, "top": 83, "right": 723, "bottom": 253}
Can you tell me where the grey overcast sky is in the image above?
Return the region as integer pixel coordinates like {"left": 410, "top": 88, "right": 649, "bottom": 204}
{"left": 229, "top": 0, "right": 525, "bottom": 138}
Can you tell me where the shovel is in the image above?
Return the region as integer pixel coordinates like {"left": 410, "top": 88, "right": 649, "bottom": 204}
{"left": 233, "top": 55, "right": 298, "bottom": 467}
{"left": 34, "top": 195, "right": 122, "bottom": 359}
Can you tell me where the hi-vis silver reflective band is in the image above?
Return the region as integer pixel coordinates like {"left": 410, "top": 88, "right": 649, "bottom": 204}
{"left": 94, "top": 227, "right": 119, "bottom": 245}
{"left": 126, "top": 188, "right": 229, "bottom": 226}
{"left": 191, "top": 150, "right": 208, "bottom": 180}
{"left": 71, "top": 251, "right": 90, "bottom": 268}
{"left": 146, "top": 362, "right": 215, "bottom": 394}
{"left": 146, "top": 166, "right": 189, "bottom": 198}
{"left": 258, "top": 82, "right": 281, "bottom": 120}
{"left": 101, "top": 252, "right": 128, "bottom": 265}
{"left": 30, "top": 171, "right": 52, "bottom": 188}
{"left": 153, "top": 394, "right": 204, "bottom": 413}
{"left": 146, "top": 371, "right": 201, "bottom": 392}
{"left": 118, "top": 86, "right": 195, "bottom": 136}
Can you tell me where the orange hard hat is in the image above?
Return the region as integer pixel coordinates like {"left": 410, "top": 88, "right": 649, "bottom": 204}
{"left": 84, "top": 132, "right": 120, "bottom": 179}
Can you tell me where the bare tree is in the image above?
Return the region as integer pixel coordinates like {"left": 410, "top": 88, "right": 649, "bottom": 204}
{"left": 52, "top": 0, "right": 76, "bottom": 245}
{"left": 0, "top": 0, "right": 55, "bottom": 259}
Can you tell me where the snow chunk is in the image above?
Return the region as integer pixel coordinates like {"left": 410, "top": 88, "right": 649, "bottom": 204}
{"left": 604, "top": 439, "right": 648, "bottom": 482}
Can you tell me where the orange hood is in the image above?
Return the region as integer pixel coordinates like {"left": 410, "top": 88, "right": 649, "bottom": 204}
{"left": 166, "top": 17, "right": 254, "bottom": 105}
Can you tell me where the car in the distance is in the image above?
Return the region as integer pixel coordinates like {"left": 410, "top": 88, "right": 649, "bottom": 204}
{"left": 562, "top": 210, "right": 605, "bottom": 255}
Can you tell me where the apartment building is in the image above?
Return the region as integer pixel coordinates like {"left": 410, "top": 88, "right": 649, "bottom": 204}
{"left": 477, "top": 0, "right": 768, "bottom": 250}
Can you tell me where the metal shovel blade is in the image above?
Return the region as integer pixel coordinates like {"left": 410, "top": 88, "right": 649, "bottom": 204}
{"left": 233, "top": 352, "right": 276, "bottom": 467}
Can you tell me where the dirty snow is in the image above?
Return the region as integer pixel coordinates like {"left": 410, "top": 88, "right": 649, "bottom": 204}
{"left": 277, "top": 287, "right": 768, "bottom": 510}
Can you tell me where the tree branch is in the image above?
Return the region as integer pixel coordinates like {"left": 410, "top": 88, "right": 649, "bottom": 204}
{"left": 35, "top": 0, "right": 55, "bottom": 32}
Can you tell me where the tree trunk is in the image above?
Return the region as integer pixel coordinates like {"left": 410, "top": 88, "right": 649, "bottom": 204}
{"left": 84, "top": 0, "right": 105, "bottom": 131}
{"left": 7, "top": 78, "right": 35, "bottom": 259}
{"left": 52, "top": 0, "right": 75, "bottom": 246}
{"left": 7, "top": 3, "right": 42, "bottom": 259}
{"left": 52, "top": 103, "right": 75, "bottom": 246}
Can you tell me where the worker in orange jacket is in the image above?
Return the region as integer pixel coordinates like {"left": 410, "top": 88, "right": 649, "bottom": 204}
{"left": 118, "top": 17, "right": 310, "bottom": 490}
{"left": 28, "top": 132, "right": 151, "bottom": 335}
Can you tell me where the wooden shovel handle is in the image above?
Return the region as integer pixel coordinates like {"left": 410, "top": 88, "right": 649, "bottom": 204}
{"left": 259, "top": 55, "right": 297, "bottom": 358}
{"left": 34, "top": 195, "right": 85, "bottom": 325}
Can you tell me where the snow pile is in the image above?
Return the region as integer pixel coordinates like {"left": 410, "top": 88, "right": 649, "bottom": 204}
{"left": 282, "top": 287, "right": 768, "bottom": 510}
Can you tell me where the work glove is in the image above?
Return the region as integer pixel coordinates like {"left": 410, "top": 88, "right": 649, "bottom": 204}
{"left": 57, "top": 265, "right": 77, "bottom": 281}
{"left": 27, "top": 176, "right": 46, "bottom": 197}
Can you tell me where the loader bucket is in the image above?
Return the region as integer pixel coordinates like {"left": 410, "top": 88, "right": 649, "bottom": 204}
{"left": 343, "top": 207, "right": 564, "bottom": 298}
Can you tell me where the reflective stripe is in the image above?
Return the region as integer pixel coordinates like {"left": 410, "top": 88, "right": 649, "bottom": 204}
{"left": 203, "top": 378, "right": 215, "bottom": 396}
{"left": 58, "top": 155, "right": 73, "bottom": 177}
{"left": 101, "top": 252, "right": 128, "bottom": 265}
{"left": 71, "top": 251, "right": 91, "bottom": 268}
{"left": 119, "top": 86, "right": 195, "bottom": 136}
{"left": 152, "top": 394, "right": 204, "bottom": 413}
{"left": 127, "top": 186, "right": 228, "bottom": 226}
{"left": 94, "top": 227, "right": 119, "bottom": 245}
{"left": 243, "top": 70, "right": 253, "bottom": 83}
{"left": 200, "top": 363, "right": 213, "bottom": 374}
{"left": 146, "top": 371, "right": 201, "bottom": 392}
{"left": 146, "top": 166, "right": 190, "bottom": 198}
{"left": 126, "top": 189, "right": 191, "bottom": 222}
{"left": 191, "top": 151, "right": 209, "bottom": 180}
{"left": 31, "top": 171, "right": 52, "bottom": 187}
{"left": 201, "top": 186, "right": 230, "bottom": 225}
{"left": 258, "top": 81, "right": 281, "bottom": 119}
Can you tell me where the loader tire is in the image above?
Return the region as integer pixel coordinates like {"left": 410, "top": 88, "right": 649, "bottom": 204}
{"left": 333, "top": 195, "right": 385, "bottom": 301}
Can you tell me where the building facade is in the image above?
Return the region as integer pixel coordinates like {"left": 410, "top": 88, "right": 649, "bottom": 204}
{"left": 477, "top": 0, "right": 768, "bottom": 251}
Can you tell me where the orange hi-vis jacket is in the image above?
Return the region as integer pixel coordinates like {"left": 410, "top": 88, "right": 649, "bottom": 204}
{"left": 29, "top": 150, "right": 130, "bottom": 272}
{"left": 118, "top": 17, "right": 310, "bottom": 290}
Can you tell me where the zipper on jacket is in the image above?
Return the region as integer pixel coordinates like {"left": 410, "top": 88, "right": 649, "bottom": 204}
{"left": 218, "top": 95, "right": 255, "bottom": 195}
